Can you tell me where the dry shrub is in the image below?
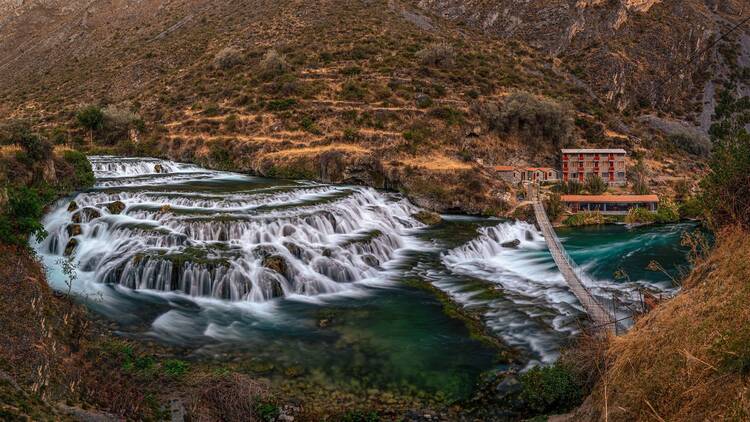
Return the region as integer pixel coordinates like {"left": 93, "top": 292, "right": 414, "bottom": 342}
{"left": 416, "top": 42, "right": 455, "bottom": 68}
{"left": 575, "top": 228, "right": 750, "bottom": 421}
{"left": 480, "top": 91, "right": 574, "bottom": 151}
{"left": 258, "top": 49, "right": 290, "bottom": 80}
{"left": 213, "top": 46, "right": 244, "bottom": 69}
{"left": 186, "top": 372, "right": 269, "bottom": 422}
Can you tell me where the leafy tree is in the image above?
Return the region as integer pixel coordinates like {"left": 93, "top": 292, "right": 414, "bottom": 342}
{"left": 584, "top": 174, "right": 607, "bottom": 195}
{"left": 76, "top": 105, "right": 104, "bottom": 144}
{"left": 545, "top": 193, "right": 564, "bottom": 221}
{"left": 700, "top": 129, "right": 750, "bottom": 229}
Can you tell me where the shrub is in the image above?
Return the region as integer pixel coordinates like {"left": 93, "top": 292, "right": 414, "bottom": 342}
{"left": 340, "top": 82, "right": 367, "bottom": 101}
{"left": 517, "top": 363, "right": 583, "bottom": 414}
{"left": 63, "top": 150, "right": 95, "bottom": 188}
{"left": 416, "top": 42, "right": 455, "bottom": 68}
{"left": 584, "top": 174, "right": 608, "bottom": 194}
{"left": 255, "top": 401, "right": 280, "bottom": 422}
{"left": 700, "top": 129, "right": 750, "bottom": 229}
{"left": 76, "top": 105, "right": 104, "bottom": 142}
{"left": 258, "top": 49, "right": 290, "bottom": 80}
{"left": 265, "top": 98, "right": 297, "bottom": 111}
{"left": 655, "top": 199, "right": 680, "bottom": 223}
{"left": 482, "top": 92, "right": 574, "bottom": 151}
{"left": 624, "top": 207, "right": 656, "bottom": 224}
{"left": 564, "top": 212, "right": 605, "bottom": 226}
{"left": 560, "top": 180, "right": 583, "bottom": 195}
{"left": 101, "top": 105, "right": 143, "bottom": 145}
{"left": 668, "top": 131, "right": 711, "bottom": 157}
{"left": 0, "top": 186, "right": 49, "bottom": 245}
{"left": 545, "top": 193, "right": 564, "bottom": 221}
{"left": 213, "top": 46, "right": 244, "bottom": 69}
{"left": 17, "top": 131, "right": 53, "bottom": 162}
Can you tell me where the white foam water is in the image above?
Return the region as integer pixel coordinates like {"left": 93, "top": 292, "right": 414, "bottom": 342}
{"left": 36, "top": 156, "right": 423, "bottom": 304}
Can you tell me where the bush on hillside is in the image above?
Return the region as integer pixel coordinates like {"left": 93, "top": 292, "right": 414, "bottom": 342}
{"left": 62, "top": 150, "right": 95, "bottom": 188}
{"left": 700, "top": 129, "right": 750, "bottom": 229}
{"left": 100, "top": 105, "right": 143, "bottom": 145}
{"left": 416, "top": 42, "right": 455, "bottom": 68}
{"left": 213, "top": 46, "right": 244, "bottom": 69}
{"left": 482, "top": 92, "right": 574, "bottom": 152}
{"left": 258, "top": 49, "right": 290, "bottom": 80}
{"left": 0, "top": 186, "right": 49, "bottom": 245}
{"left": 668, "top": 131, "right": 712, "bottom": 157}
{"left": 584, "top": 174, "right": 607, "bottom": 195}
{"left": 76, "top": 105, "right": 105, "bottom": 140}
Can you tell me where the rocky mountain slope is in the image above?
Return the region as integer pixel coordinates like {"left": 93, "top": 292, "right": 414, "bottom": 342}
{"left": 0, "top": 0, "right": 733, "bottom": 213}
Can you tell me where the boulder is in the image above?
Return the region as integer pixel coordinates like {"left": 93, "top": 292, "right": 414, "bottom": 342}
{"left": 501, "top": 239, "right": 521, "bottom": 248}
{"left": 66, "top": 224, "right": 82, "bottom": 237}
{"left": 154, "top": 164, "right": 165, "bottom": 173}
{"left": 106, "top": 201, "right": 126, "bottom": 215}
{"left": 67, "top": 201, "right": 79, "bottom": 212}
{"left": 524, "top": 230, "right": 534, "bottom": 241}
{"left": 262, "top": 255, "right": 289, "bottom": 277}
{"left": 283, "top": 242, "right": 303, "bottom": 259}
{"left": 159, "top": 204, "right": 172, "bottom": 214}
{"left": 71, "top": 207, "right": 101, "bottom": 223}
{"left": 412, "top": 210, "right": 442, "bottom": 225}
{"left": 64, "top": 238, "right": 78, "bottom": 256}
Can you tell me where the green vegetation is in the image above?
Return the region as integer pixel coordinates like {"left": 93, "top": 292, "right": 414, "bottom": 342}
{"left": 584, "top": 174, "right": 607, "bottom": 195}
{"left": 517, "top": 363, "right": 583, "bottom": 415}
{"left": 76, "top": 105, "right": 104, "bottom": 142}
{"left": 482, "top": 91, "right": 574, "bottom": 152}
{"left": 0, "top": 186, "right": 49, "bottom": 245}
{"left": 254, "top": 401, "right": 280, "bottom": 422}
{"left": 545, "top": 193, "right": 563, "bottom": 221}
{"left": 700, "top": 128, "right": 750, "bottom": 229}
{"left": 564, "top": 212, "right": 605, "bottom": 227}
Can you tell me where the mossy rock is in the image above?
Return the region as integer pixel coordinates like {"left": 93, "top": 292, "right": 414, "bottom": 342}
{"left": 66, "top": 224, "right": 82, "bottom": 237}
{"left": 283, "top": 241, "right": 303, "bottom": 259}
{"left": 412, "top": 210, "right": 442, "bottom": 225}
{"left": 106, "top": 201, "right": 126, "bottom": 215}
{"left": 67, "top": 201, "right": 79, "bottom": 212}
{"left": 64, "top": 238, "right": 78, "bottom": 256}
{"left": 159, "top": 204, "right": 172, "bottom": 214}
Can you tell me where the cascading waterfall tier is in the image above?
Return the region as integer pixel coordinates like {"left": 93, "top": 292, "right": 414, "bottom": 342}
{"left": 39, "top": 156, "right": 422, "bottom": 302}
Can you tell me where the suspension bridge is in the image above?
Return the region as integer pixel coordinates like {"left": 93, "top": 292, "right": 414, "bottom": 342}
{"left": 529, "top": 185, "right": 620, "bottom": 335}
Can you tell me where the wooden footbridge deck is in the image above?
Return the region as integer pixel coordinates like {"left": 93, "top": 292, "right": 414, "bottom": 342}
{"left": 529, "top": 185, "right": 619, "bottom": 335}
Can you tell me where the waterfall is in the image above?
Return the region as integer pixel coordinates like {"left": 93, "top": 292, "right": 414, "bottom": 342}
{"left": 38, "top": 156, "right": 422, "bottom": 303}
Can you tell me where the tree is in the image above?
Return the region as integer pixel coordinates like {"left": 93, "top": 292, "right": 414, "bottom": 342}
{"left": 545, "top": 193, "right": 564, "bottom": 221}
{"left": 700, "top": 129, "right": 750, "bottom": 229}
{"left": 584, "top": 174, "right": 607, "bottom": 195}
{"left": 630, "top": 158, "right": 651, "bottom": 195}
{"left": 76, "top": 105, "right": 104, "bottom": 144}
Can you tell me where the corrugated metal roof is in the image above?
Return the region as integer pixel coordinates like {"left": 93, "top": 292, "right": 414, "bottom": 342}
{"left": 561, "top": 195, "right": 659, "bottom": 203}
{"left": 494, "top": 166, "right": 516, "bottom": 171}
{"left": 561, "top": 149, "right": 627, "bottom": 154}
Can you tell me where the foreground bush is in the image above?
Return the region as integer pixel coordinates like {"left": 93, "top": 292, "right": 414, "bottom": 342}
{"left": 517, "top": 363, "right": 583, "bottom": 415}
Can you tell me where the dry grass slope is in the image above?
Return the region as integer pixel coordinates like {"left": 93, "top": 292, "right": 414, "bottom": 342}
{"left": 576, "top": 228, "right": 750, "bottom": 421}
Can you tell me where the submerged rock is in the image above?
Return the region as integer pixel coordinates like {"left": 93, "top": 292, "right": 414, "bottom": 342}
{"left": 524, "top": 230, "right": 534, "bottom": 241}
{"left": 159, "top": 204, "right": 172, "bottom": 214}
{"left": 106, "top": 201, "right": 126, "bottom": 215}
{"left": 283, "top": 242, "right": 303, "bottom": 259}
{"left": 501, "top": 239, "right": 520, "bottom": 249}
{"left": 412, "top": 210, "right": 442, "bottom": 225}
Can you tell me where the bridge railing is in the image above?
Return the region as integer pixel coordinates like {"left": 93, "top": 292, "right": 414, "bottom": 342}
{"left": 529, "top": 184, "right": 616, "bottom": 327}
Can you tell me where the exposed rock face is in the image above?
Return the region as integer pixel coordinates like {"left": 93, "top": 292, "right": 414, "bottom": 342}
{"left": 419, "top": 0, "right": 748, "bottom": 113}
{"left": 501, "top": 239, "right": 520, "bottom": 249}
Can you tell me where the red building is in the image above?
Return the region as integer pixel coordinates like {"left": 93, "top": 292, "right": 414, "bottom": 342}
{"left": 561, "top": 149, "right": 627, "bottom": 186}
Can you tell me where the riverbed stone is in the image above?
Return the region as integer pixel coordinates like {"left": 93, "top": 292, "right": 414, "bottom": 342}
{"left": 154, "top": 164, "right": 165, "bottom": 173}
{"left": 283, "top": 241, "right": 303, "bottom": 259}
{"left": 67, "top": 201, "right": 79, "bottom": 212}
{"left": 525, "top": 230, "right": 534, "bottom": 241}
{"left": 501, "top": 239, "right": 521, "bottom": 248}
{"left": 106, "top": 201, "right": 126, "bottom": 214}
{"left": 64, "top": 238, "right": 78, "bottom": 256}
{"left": 71, "top": 207, "right": 101, "bottom": 223}
{"left": 412, "top": 210, "right": 442, "bottom": 225}
{"left": 262, "top": 255, "right": 289, "bottom": 277}
{"left": 66, "top": 224, "right": 82, "bottom": 237}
